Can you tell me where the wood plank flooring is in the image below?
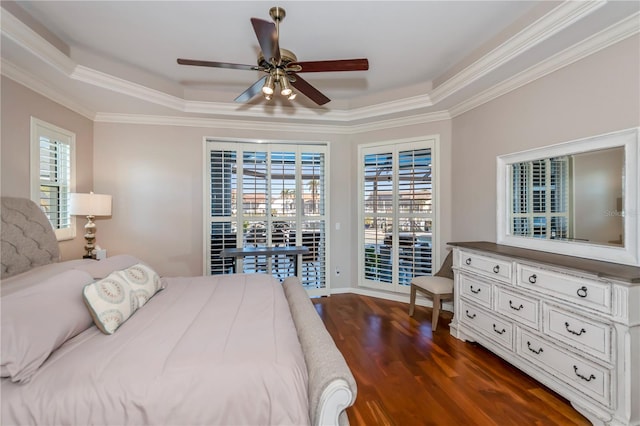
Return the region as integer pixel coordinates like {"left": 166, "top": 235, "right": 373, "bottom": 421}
{"left": 313, "top": 293, "right": 591, "bottom": 426}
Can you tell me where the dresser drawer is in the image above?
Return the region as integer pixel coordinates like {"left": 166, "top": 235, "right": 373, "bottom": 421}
{"left": 459, "top": 274, "right": 492, "bottom": 308}
{"left": 517, "top": 265, "right": 611, "bottom": 313}
{"left": 543, "top": 305, "right": 612, "bottom": 363}
{"left": 518, "top": 330, "right": 611, "bottom": 406}
{"left": 458, "top": 251, "right": 512, "bottom": 284}
{"left": 460, "top": 300, "right": 513, "bottom": 350}
{"left": 496, "top": 287, "right": 539, "bottom": 330}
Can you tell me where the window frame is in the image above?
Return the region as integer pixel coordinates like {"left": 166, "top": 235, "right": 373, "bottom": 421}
{"left": 30, "top": 117, "right": 76, "bottom": 241}
{"left": 357, "top": 136, "right": 440, "bottom": 293}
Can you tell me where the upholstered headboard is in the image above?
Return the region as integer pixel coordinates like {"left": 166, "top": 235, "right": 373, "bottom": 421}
{"left": 1, "top": 197, "right": 60, "bottom": 279}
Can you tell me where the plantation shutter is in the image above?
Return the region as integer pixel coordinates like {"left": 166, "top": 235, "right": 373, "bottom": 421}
{"left": 31, "top": 118, "right": 75, "bottom": 240}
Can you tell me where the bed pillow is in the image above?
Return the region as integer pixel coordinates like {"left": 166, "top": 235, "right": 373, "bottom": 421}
{"left": 82, "top": 263, "right": 162, "bottom": 334}
{"left": 1, "top": 269, "right": 95, "bottom": 383}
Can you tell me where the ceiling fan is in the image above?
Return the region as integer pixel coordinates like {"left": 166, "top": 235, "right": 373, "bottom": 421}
{"left": 177, "top": 6, "right": 369, "bottom": 106}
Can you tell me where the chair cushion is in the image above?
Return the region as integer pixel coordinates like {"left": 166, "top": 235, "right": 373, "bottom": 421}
{"left": 411, "top": 276, "right": 453, "bottom": 294}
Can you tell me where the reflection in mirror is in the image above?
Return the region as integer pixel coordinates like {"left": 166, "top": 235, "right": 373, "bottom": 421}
{"left": 509, "top": 147, "right": 624, "bottom": 247}
{"left": 497, "top": 127, "right": 639, "bottom": 266}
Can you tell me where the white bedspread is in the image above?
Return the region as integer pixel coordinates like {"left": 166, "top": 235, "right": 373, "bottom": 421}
{"left": 2, "top": 273, "right": 310, "bottom": 425}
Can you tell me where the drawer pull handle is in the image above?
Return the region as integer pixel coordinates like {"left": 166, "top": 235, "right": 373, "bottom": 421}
{"left": 573, "top": 365, "right": 596, "bottom": 382}
{"left": 565, "top": 322, "right": 586, "bottom": 336}
{"left": 465, "top": 258, "right": 472, "bottom": 265}
{"left": 465, "top": 310, "right": 476, "bottom": 319}
{"left": 493, "top": 265, "right": 500, "bottom": 273}
{"left": 527, "top": 341, "right": 544, "bottom": 354}
{"left": 509, "top": 300, "right": 524, "bottom": 311}
{"left": 492, "top": 324, "right": 506, "bottom": 335}
{"left": 528, "top": 274, "right": 537, "bottom": 284}
{"left": 576, "top": 286, "right": 588, "bottom": 298}
{"left": 470, "top": 285, "right": 481, "bottom": 294}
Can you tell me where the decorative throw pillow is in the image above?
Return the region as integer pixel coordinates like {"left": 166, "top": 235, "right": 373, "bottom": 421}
{"left": 121, "top": 263, "right": 163, "bottom": 306}
{"left": 82, "top": 263, "right": 163, "bottom": 335}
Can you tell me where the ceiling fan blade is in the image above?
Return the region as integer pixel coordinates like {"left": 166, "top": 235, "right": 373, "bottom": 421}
{"left": 177, "top": 58, "right": 260, "bottom": 71}
{"left": 290, "top": 59, "right": 369, "bottom": 73}
{"left": 250, "top": 18, "right": 280, "bottom": 64}
{"left": 234, "top": 76, "right": 268, "bottom": 103}
{"left": 290, "top": 74, "right": 330, "bottom": 106}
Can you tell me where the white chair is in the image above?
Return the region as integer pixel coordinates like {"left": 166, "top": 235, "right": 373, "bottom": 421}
{"left": 408, "top": 251, "right": 454, "bottom": 331}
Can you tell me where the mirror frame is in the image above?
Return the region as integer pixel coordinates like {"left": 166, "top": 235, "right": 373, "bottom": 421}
{"left": 497, "top": 127, "right": 639, "bottom": 266}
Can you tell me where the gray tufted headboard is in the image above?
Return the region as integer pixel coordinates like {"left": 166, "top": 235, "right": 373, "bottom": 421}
{"left": 1, "top": 197, "right": 60, "bottom": 279}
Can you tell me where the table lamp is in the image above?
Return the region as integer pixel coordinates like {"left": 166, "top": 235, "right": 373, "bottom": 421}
{"left": 69, "top": 192, "right": 112, "bottom": 258}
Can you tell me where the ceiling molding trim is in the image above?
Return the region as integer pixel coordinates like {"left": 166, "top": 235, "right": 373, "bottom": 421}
{"left": 92, "top": 109, "right": 451, "bottom": 135}
{"left": 1, "top": 59, "right": 95, "bottom": 120}
{"left": 430, "top": 0, "right": 607, "bottom": 104}
{"left": 93, "top": 113, "right": 348, "bottom": 134}
{"left": 345, "top": 93, "right": 433, "bottom": 122}
{"left": 71, "top": 65, "right": 186, "bottom": 111}
{"left": 183, "top": 99, "right": 352, "bottom": 121}
{"left": 345, "top": 111, "right": 451, "bottom": 135}
{"left": 0, "top": 9, "right": 75, "bottom": 75}
{"left": 449, "top": 11, "right": 640, "bottom": 118}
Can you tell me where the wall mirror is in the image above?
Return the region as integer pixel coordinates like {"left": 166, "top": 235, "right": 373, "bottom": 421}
{"left": 497, "top": 128, "right": 639, "bottom": 266}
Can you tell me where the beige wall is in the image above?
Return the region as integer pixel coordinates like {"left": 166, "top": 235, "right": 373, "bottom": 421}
{"left": 451, "top": 35, "right": 640, "bottom": 243}
{"left": 92, "top": 123, "right": 356, "bottom": 282}
{"left": 0, "top": 76, "right": 94, "bottom": 260}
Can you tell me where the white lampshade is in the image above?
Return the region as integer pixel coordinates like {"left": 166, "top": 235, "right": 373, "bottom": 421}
{"left": 69, "top": 192, "right": 112, "bottom": 217}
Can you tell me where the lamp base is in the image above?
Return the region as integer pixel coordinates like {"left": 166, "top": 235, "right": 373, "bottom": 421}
{"left": 83, "top": 215, "right": 96, "bottom": 258}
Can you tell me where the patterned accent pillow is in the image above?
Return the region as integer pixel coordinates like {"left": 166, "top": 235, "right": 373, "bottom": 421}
{"left": 82, "top": 263, "right": 163, "bottom": 335}
{"left": 121, "top": 263, "right": 163, "bottom": 307}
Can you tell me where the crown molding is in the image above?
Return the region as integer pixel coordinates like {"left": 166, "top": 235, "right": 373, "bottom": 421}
{"left": 346, "top": 110, "right": 451, "bottom": 134}
{"left": 93, "top": 109, "right": 451, "bottom": 135}
{"left": 449, "top": 11, "right": 640, "bottom": 118}
{"left": 0, "top": 8, "right": 75, "bottom": 75}
{"left": 70, "top": 65, "right": 186, "bottom": 111}
{"left": 1, "top": 59, "right": 95, "bottom": 119}
{"left": 430, "top": 0, "right": 607, "bottom": 104}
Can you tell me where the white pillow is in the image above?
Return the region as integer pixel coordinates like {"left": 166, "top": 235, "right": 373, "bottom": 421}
{"left": 82, "top": 263, "right": 163, "bottom": 335}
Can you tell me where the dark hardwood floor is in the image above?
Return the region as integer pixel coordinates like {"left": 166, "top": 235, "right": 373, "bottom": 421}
{"left": 313, "top": 293, "right": 590, "bottom": 426}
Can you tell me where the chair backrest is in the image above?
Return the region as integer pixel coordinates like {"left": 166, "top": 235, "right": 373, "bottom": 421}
{"left": 434, "top": 251, "right": 454, "bottom": 280}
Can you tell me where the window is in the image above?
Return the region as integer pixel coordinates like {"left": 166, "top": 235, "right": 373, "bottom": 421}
{"left": 511, "top": 156, "right": 570, "bottom": 239}
{"left": 205, "top": 141, "right": 328, "bottom": 296}
{"left": 359, "top": 138, "right": 438, "bottom": 292}
{"left": 30, "top": 118, "right": 76, "bottom": 240}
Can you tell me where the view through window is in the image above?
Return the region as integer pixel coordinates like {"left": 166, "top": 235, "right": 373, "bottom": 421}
{"left": 206, "top": 141, "right": 328, "bottom": 294}
{"left": 359, "top": 139, "right": 436, "bottom": 292}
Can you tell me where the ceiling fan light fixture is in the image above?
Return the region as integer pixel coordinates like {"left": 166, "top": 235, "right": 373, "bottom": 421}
{"left": 287, "top": 92, "right": 297, "bottom": 101}
{"left": 280, "top": 76, "right": 292, "bottom": 96}
{"left": 262, "top": 74, "right": 275, "bottom": 95}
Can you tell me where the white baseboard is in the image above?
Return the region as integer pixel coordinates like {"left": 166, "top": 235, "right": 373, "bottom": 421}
{"left": 329, "top": 286, "right": 453, "bottom": 312}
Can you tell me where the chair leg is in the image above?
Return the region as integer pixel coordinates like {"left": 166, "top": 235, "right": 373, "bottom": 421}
{"left": 432, "top": 294, "right": 441, "bottom": 331}
{"left": 409, "top": 285, "right": 417, "bottom": 316}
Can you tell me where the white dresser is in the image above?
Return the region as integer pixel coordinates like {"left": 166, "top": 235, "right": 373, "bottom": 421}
{"left": 449, "top": 242, "right": 640, "bottom": 426}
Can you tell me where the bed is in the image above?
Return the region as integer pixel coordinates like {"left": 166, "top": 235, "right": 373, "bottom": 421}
{"left": 0, "top": 196, "right": 356, "bottom": 425}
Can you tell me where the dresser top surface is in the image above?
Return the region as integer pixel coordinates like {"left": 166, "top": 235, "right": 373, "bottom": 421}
{"left": 448, "top": 241, "right": 640, "bottom": 284}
